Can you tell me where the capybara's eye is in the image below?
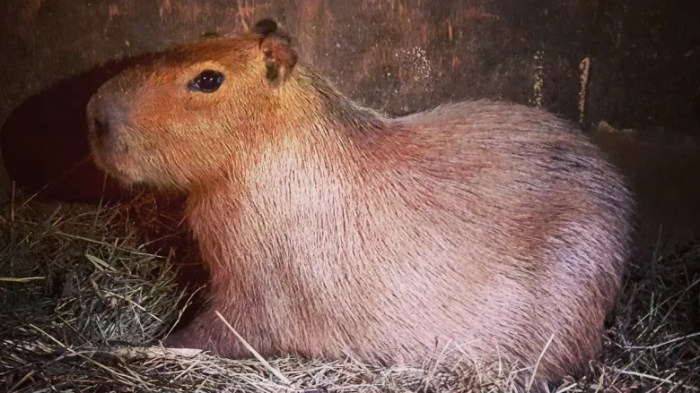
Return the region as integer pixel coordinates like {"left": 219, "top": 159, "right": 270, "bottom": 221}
{"left": 188, "top": 70, "right": 225, "bottom": 93}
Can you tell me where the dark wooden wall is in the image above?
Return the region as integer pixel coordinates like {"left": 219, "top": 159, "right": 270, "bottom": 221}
{"left": 1, "top": 1, "right": 699, "bottom": 248}
{"left": 2, "top": 1, "right": 699, "bottom": 130}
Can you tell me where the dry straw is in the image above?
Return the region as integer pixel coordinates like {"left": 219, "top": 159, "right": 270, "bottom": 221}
{"left": 1, "top": 192, "right": 698, "bottom": 392}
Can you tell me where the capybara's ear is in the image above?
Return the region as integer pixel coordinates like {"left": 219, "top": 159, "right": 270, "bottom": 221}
{"left": 253, "top": 19, "right": 279, "bottom": 35}
{"left": 253, "top": 19, "right": 297, "bottom": 84}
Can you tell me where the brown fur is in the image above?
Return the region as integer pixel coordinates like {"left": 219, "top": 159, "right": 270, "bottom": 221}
{"left": 86, "top": 20, "right": 635, "bottom": 388}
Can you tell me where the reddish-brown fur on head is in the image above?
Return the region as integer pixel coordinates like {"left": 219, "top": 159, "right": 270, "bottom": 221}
{"left": 87, "top": 19, "right": 635, "bottom": 390}
{"left": 87, "top": 19, "right": 303, "bottom": 189}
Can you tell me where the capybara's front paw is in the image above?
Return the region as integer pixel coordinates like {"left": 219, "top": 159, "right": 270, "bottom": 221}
{"left": 162, "top": 328, "right": 198, "bottom": 349}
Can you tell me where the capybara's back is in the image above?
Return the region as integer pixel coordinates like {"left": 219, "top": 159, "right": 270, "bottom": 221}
{"left": 86, "top": 19, "right": 635, "bottom": 389}
{"left": 380, "top": 100, "right": 634, "bottom": 377}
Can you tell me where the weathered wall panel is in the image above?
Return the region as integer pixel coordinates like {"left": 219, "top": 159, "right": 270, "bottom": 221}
{"left": 0, "top": 0, "right": 698, "bottom": 204}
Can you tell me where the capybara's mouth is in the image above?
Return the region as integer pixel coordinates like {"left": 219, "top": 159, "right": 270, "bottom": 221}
{"left": 89, "top": 140, "right": 140, "bottom": 185}
{"left": 91, "top": 152, "right": 129, "bottom": 182}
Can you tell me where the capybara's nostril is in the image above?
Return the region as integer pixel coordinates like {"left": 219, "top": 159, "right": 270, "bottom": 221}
{"left": 93, "top": 117, "right": 108, "bottom": 138}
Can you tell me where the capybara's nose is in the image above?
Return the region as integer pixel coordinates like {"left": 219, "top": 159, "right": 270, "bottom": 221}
{"left": 87, "top": 94, "right": 120, "bottom": 140}
{"left": 92, "top": 116, "right": 109, "bottom": 139}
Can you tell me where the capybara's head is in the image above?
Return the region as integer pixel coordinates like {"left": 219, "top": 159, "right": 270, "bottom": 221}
{"left": 86, "top": 19, "right": 298, "bottom": 189}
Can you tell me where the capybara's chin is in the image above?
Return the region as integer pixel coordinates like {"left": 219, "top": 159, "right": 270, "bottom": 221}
{"left": 85, "top": 18, "right": 635, "bottom": 389}
{"left": 88, "top": 142, "right": 144, "bottom": 186}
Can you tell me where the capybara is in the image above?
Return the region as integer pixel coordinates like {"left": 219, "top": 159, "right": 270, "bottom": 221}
{"left": 86, "top": 19, "right": 635, "bottom": 387}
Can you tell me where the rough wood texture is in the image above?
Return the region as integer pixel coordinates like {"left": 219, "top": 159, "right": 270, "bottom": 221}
{"left": 2, "top": 1, "right": 698, "bottom": 130}
{"left": 0, "top": 1, "right": 699, "bottom": 247}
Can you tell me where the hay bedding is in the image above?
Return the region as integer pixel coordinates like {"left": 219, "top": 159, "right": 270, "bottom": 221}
{"left": 0, "top": 192, "right": 698, "bottom": 393}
